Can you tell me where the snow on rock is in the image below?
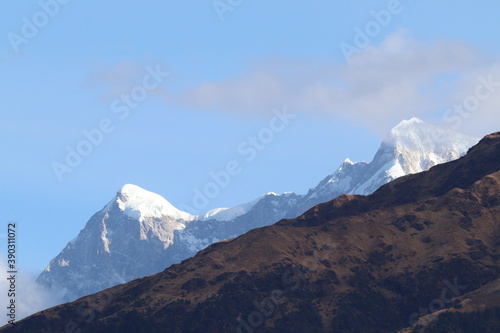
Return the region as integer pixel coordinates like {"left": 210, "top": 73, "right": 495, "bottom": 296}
{"left": 201, "top": 194, "right": 265, "bottom": 222}
{"left": 385, "top": 117, "right": 477, "bottom": 174}
{"left": 299, "top": 118, "right": 479, "bottom": 210}
{"left": 111, "top": 184, "right": 195, "bottom": 222}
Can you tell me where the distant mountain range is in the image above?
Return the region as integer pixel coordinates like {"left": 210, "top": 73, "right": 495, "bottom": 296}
{"left": 37, "top": 118, "right": 479, "bottom": 301}
{"left": 6, "top": 131, "right": 499, "bottom": 333}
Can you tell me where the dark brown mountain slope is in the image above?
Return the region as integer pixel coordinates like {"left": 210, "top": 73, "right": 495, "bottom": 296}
{"left": 2, "top": 133, "right": 499, "bottom": 333}
{"left": 399, "top": 277, "right": 500, "bottom": 332}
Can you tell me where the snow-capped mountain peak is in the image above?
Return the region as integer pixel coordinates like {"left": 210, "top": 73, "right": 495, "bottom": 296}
{"left": 110, "top": 184, "right": 195, "bottom": 221}
{"left": 387, "top": 117, "right": 474, "bottom": 150}
{"left": 387, "top": 117, "right": 435, "bottom": 147}
{"left": 38, "top": 118, "right": 481, "bottom": 303}
{"left": 382, "top": 118, "right": 478, "bottom": 174}
{"left": 395, "top": 116, "right": 424, "bottom": 126}
{"left": 342, "top": 157, "right": 355, "bottom": 165}
{"left": 299, "top": 118, "right": 479, "bottom": 210}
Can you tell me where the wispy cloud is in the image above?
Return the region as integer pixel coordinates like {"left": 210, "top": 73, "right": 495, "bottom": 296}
{"left": 87, "top": 31, "right": 499, "bottom": 137}
{"left": 85, "top": 61, "right": 170, "bottom": 101}
{"left": 158, "top": 30, "right": 499, "bottom": 136}
{"left": 441, "top": 62, "right": 500, "bottom": 135}
{"left": 0, "top": 260, "right": 63, "bottom": 326}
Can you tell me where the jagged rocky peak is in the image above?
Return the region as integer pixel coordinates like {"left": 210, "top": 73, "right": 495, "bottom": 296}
{"left": 387, "top": 117, "right": 477, "bottom": 152}
{"left": 298, "top": 118, "right": 480, "bottom": 210}
{"left": 341, "top": 157, "right": 355, "bottom": 166}
{"left": 377, "top": 117, "right": 479, "bottom": 174}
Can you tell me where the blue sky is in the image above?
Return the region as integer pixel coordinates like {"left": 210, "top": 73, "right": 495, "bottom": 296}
{"left": 1, "top": 0, "right": 500, "bottom": 275}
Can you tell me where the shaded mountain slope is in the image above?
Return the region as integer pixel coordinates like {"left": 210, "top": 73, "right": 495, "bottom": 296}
{"left": 399, "top": 277, "right": 500, "bottom": 332}
{"left": 3, "top": 132, "right": 499, "bottom": 333}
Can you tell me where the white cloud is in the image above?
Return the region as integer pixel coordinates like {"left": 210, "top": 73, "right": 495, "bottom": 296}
{"left": 0, "top": 259, "right": 63, "bottom": 326}
{"left": 160, "top": 30, "right": 499, "bottom": 136}
{"left": 85, "top": 61, "right": 169, "bottom": 101}
{"left": 86, "top": 31, "right": 499, "bottom": 137}
{"left": 437, "top": 62, "right": 500, "bottom": 137}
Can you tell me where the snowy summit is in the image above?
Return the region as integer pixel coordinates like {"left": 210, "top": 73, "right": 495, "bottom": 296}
{"left": 110, "top": 184, "right": 195, "bottom": 221}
